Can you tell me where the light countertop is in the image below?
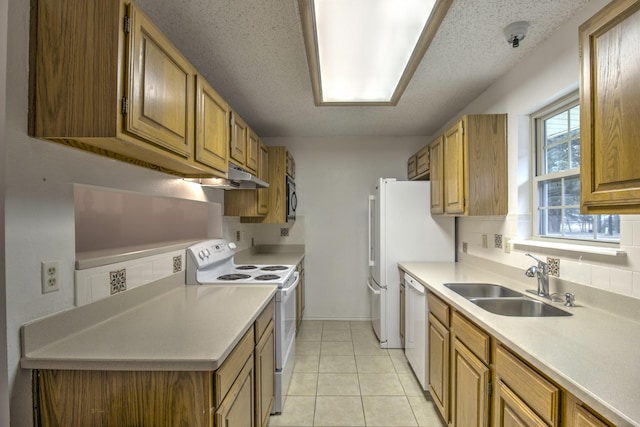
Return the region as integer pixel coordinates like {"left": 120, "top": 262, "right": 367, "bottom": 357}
{"left": 21, "top": 275, "right": 277, "bottom": 371}
{"left": 234, "top": 245, "right": 305, "bottom": 266}
{"left": 398, "top": 261, "right": 640, "bottom": 427}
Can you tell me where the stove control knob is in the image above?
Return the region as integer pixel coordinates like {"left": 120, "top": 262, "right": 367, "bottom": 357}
{"left": 228, "top": 242, "right": 237, "bottom": 250}
{"left": 198, "top": 250, "right": 205, "bottom": 260}
{"left": 205, "top": 248, "right": 211, "bottom": 257}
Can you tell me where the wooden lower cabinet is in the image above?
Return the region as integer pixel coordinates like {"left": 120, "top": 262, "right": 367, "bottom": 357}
{"left": 495, "top": 380, "right": 547, "bottom": 427}
{"left": 494, "top": 345, "right": 560, "bottom": 427}
{"left": 296, "top": 259, "right": 306, "bottom": 331}
{"left": 564, "top": 394, "right": 614, "bottom": 427}
{"left": 451, "top": 338, "right": 491, "bottom": 427}
{"left": 214, "top": 354, "right": 255, "bottom": 427}
{"left": 34, "top": 301, "right": 276, "bottom": 427}
{"left": 399, "top": 279, "right": 405, "bottom": 347}
{"left": 427, "top": 312, "right": 449, "bottom": 421}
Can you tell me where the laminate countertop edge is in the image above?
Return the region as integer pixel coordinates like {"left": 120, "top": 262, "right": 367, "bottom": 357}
{"left": 21, "top": 276, "right": 278, "bottom": 372}
{"left": 398, "top": 261, "right": 640, "bottom": 427}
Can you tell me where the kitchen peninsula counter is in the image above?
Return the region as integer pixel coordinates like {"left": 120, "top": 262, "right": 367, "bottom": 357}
{"left": 21, "top": 274, "right": 277, "bottom": 371}
{"left": 398, "top": 259, "right": 640, "bottom": 427}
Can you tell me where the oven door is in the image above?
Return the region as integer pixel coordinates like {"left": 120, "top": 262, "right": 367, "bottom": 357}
{"left": 275, "top": 272, "right": 300, "bottom": 370}
{"left": 286, "top": 177, "right": 297, "bottom": 221}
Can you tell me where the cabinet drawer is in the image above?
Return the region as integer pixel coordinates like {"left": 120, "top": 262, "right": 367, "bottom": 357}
{"left": 451, "top": 311, "right": 490, "bottom": 364}
{"left": 495, "top": 345, "right": 560, "bottom": 426}
{"left": 255, "top": 298, "right": 275, "bottom": 343}
{"left": 428, "top": 293, "right": 449, "bottom": 327}
{"left": 213, "top": 327, "right": 254, "bottom": 407}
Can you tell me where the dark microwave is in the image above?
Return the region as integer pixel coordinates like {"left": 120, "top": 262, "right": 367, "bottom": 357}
{"left": 286, "top": 177, "right": 296, "bottom": 221}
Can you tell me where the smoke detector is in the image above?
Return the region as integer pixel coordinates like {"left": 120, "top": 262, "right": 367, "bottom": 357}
{"left": 504, "top": 21, "right": 529, "bottom": 48}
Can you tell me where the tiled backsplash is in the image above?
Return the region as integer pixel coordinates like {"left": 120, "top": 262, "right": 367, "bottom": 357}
{"left": 458, "top": 214, "right": 640, "bottom": 299}
{"left": 75, "top": 249, "right": 184, "bottom": 306}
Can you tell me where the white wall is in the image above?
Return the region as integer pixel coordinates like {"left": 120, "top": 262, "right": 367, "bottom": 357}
{"left": 3, "top": 0, "right": 225, "bottom": 423}
{"left": 263, "top": 136, "right": 426, "bottom": 320}
{"left": 439, "top": 0, "right": 640, "bottom": 298}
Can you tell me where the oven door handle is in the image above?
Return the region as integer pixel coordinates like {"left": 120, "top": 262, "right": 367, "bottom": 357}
{"left": 280, "top": 271, "right": 300, "bottom": 298}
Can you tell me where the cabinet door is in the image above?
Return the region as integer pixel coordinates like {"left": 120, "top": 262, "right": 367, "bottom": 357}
{"left": 246, "top": 130, "right": 259, "bottom": 174}
{"left": 408, "top": 155, "right": 417, "bottom": 180}
{"left": 195, "top": 76, "right": 229, "bottom": 174}
{"left": 255, "top": 321, "right": 275, "bottom": 427}
{"left": 430, "top": 136, "right": 444, "bottom": 214}
{"left": 125, "top": 4, "right": 194, "bottom": 158}
{"left": 494, "top": 380, "right": 547, "bottom": 427}
{"left": 444, "top": 121, "right": 465, "bottom": 215}
{"left": 416, "top": 145, "right": 430, "bottom": 176}
{"left": 230, "top": 113, "right": 248, "bottom": 167}
{"left": 428, "top": 313, "right": 449, "bottom": 423}
{"left": 257, "top": 142, "right": 269, "bottom": 215}
{"left": 573, "top": 406, "right": 609, "bottom": 427}
{"left": 215, "top": 355, "right": 255, "bottom": 427}
{"left": 580, "top": 0, "right": 640, "bottom": 214}
{"left": 451, "top": 339, "right": 490, "bottom": 427}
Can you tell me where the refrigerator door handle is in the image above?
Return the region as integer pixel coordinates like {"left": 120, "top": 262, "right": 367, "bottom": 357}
{"left": 368, "top": 195, "right": 375, "bottom": 266}
{"left": 366, "top": 277, "right": 381, "bottom": 294}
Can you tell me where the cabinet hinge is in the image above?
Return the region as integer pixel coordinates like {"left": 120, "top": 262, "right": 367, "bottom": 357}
{"left": 488, "top": 382, "right": 492, "bottom": 396}
{"left": 121, "top": 97, "right": 129, "bottom": 116}
{"left": 123, "top": 15, "right": 131, "bottom": 35}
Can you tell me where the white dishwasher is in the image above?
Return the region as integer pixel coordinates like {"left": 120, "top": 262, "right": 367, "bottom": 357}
{"left": 404, "top": 273, "right": 428, "bottom": 390}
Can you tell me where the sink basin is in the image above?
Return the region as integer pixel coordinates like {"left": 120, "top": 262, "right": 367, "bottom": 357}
{"left": 444, "top": 283, "right": 523, "bottom": 299}
{"left": 470, "top": 297, "right": 572, "bottom": 317}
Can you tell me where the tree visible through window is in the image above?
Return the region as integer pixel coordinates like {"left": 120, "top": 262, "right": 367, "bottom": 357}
{"left": 533, "top": 97, "right": 619, "bottom": 242}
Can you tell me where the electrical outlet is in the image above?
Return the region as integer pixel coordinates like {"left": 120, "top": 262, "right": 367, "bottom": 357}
{"left": 41, "top": 261, "right": 59, "bottom": 294}
{"left": 482, "top": 234, "right": 488, "bottom": 248}
{"left": 462, "top": 242, "right": 468, "bottom": 253}
{"left": 504, "top": 237, "right": 511, "bottom": 253}
{"left": 236, "top": 230, "right": 241, "bottom": 241}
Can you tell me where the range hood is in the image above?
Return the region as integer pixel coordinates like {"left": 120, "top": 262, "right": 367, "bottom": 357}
{"left": 190, "top": 164, "right": 269, "bottom": 189}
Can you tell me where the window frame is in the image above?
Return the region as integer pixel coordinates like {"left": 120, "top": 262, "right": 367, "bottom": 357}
{"left": 530, "top": 91, "right": 619, "bottom": 245}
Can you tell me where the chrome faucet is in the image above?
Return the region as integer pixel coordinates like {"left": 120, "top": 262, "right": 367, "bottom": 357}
{"left": 524, "top": 253, "right": 550, "bottom": 298}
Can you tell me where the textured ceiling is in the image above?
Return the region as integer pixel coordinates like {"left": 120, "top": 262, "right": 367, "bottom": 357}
{"left": 135, "top": 0, "right": 591, "bottom": 138}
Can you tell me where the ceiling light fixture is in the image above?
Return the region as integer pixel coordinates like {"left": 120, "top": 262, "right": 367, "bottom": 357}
{"left": 298, "top": 0, "right": 452, "bottom": 106}
{"left": 504, "top": 21, "right": 529, "bottom": 48}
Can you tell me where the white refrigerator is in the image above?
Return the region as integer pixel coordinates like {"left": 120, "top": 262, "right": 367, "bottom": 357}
{"left": 367, "top": 178, "right": 455, "bottom": 349}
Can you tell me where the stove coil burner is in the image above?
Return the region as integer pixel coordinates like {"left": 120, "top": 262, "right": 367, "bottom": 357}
{"left": 217, "top": 273, "right": 252, "bottom": 281}
{"left": 254, "top": 274, "right": 281, "bottom": 281}
{"left": 260, "top": 266, "right": 288, "bottom": 271}
{"left": 235, "top": 265, "right": 258, "bottom": 270}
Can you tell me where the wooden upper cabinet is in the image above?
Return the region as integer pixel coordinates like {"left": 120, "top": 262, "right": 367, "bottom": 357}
{"left": 246, "top": 130, "right": 260, "bottom": 174}
{"left": 443, "top": 121, "right": 466, "bottom": 215}
{"left": 230, "top": 112, "right": 248, "bottom": 167}
{"left": 257, "top": 142, "right": 269, "bottom": 215}
{"left": 125, "top": 3, "right": 194, "bottom": 158}
{"left": 429, "top": 136, "right": 444, "bottom": 214}
{"left": 195, "top": 75, "right": 229, "bottom": 176}
{"left": 28, "top": 0, "right": 224, "bottom": 177}
{"left": 407, "top": 155, "right": 418, "bottom": 180}
{"left": 579, "top": 0, "right": 640, "bottom": 214}
{"left": 438, "top": 114, "right": 507, "bottom": 216}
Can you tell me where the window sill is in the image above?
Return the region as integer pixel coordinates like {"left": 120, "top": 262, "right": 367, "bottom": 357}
{"left": 510, "top": 239, "right": 625, "bottom": 257}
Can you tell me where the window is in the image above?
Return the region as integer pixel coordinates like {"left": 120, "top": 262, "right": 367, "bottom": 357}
{"left": 532, "top": 94, "right": 619, "bottom": 243}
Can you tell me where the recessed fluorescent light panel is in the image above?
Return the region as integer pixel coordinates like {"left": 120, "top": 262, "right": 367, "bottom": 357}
{"left": 299, "top": 0, "right": 451, "bottom": 105}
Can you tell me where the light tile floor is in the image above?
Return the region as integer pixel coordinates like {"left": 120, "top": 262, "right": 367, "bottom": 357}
{"left": 269, "top": 320, "right": 447, "bottom": 427}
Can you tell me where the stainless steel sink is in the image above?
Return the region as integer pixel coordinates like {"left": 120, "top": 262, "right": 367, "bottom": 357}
{"left": 444, "top": 283, "right": 523, "bottom": 299}
{"left": 470, "top": 297, "right": 572, "bottom": 317}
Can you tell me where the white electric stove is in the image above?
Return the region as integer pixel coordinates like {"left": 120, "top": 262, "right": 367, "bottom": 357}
{"left": 186, "top": 239, "right": 299, "bottom": 414}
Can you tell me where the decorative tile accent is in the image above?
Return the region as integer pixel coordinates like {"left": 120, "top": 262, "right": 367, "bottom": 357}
{"left": 173, "top": 255, "right": 182, "bottom": 273}
{"left": 110, "top": 269, "right": 126, "bottom": 294}
{"left": 494, "top": 234, "right": 503, "bottom": 249}
{"left": 547, "top": 257, "right": 560, "bottom": 277}
{"left": 462, "top": 242, "right": 468, "bottom": 253}
{"left": 281, "top": 227, "right": 289, "bottom": 237}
